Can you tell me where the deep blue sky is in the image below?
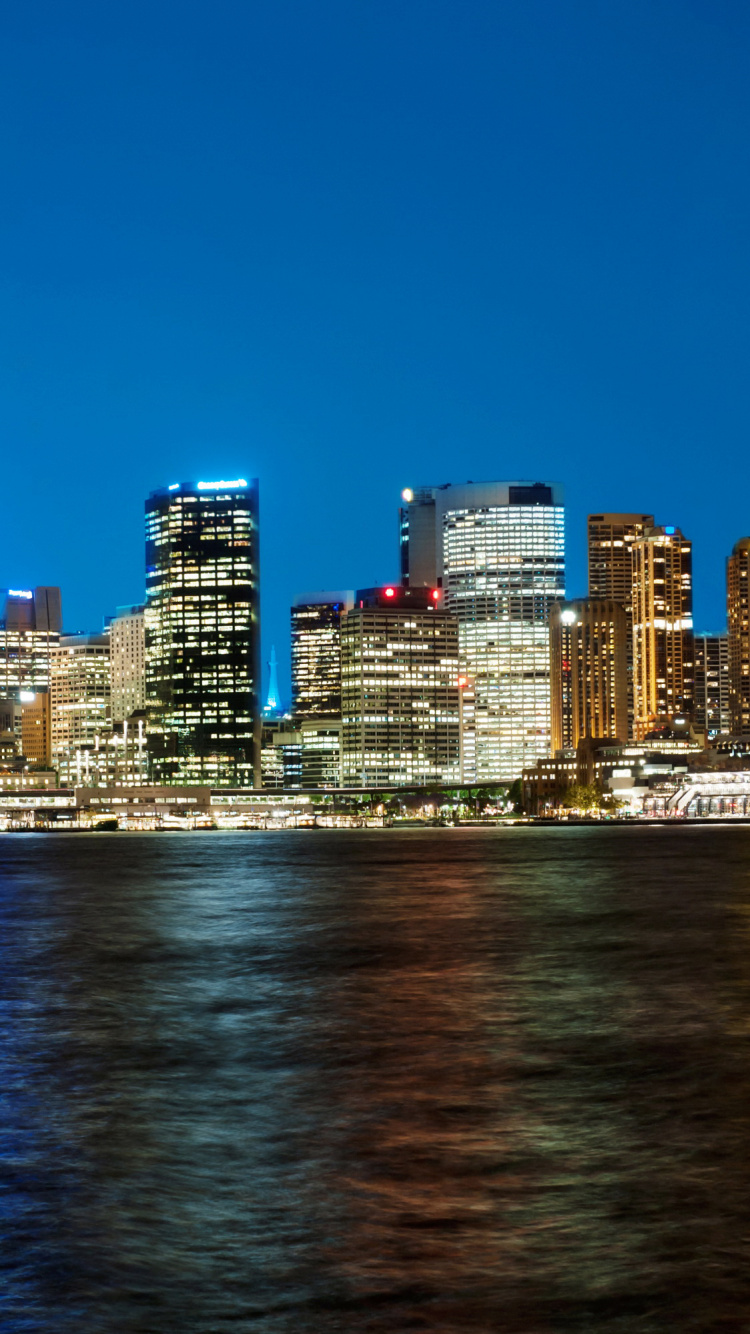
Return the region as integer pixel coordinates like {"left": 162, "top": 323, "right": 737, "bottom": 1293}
{"left": 2, "top": 1, "right": 749, "bottom": 700}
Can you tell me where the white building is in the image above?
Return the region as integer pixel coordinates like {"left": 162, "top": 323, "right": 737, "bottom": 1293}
{"left": 400, "top": 481, "right": 565, "bottom": 781}
{"left": 50, "top": 634, "right": 111, "bottom": 767}
{"left": 109, "top": 604, "right": 146, "bottom": 722}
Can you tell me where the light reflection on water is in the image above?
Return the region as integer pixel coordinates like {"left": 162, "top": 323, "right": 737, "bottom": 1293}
{"left": 2, "top": 827, "right": 750, "bottom": 1331}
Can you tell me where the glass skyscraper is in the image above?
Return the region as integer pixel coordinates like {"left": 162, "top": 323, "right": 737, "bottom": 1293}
{"left": 145, "top": 478, "right": 260, "bottom": 785}
{"left": 400, "top": 481, "right": 565, "bottom": 781}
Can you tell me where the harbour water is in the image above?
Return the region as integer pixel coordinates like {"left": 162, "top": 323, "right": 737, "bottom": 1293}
{"left": 2, "top": 826, "right": 750, "bottom": 1332}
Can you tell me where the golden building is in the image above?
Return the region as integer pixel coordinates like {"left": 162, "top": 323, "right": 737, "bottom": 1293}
{"left": 632, "top": 527, "right": 693, "bottom": 740}
{"left": 727, "top": 537, "right": 750, "bottom": 736}
{"left": 549, "top": 600, "right": 628, "bottom": 752}
{"left": 588, "top": 513, "right": 653, "bottom": 739}
{"left": 21, "top": 690, "right": 52, "bottom": 767}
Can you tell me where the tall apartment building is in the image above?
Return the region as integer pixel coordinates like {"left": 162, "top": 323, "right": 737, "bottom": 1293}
{"left": 693, "top": 633, "right": 730, "bottom": 739}
{"left": 632, "top": 526, "right": 693, "bottom": 740}
{"left": 50, "top": 634, "right": 112, "bottom": 767}
{"left": 0, "top": 587, "right": 63, "bottom": 698}
{"left": 110, "top": 604, "right": 146, "bottom": 722}
{"left": 145, "top": 478, "right": 261, "bottom": 785}
{"left": 587, "top": 513, "right": 654, "bottom": 740}
{"left": 727, "top": 537, "right": 750, "bottom": 736}
{"left": 400, "top": 481, "right": 564, "bottom": 780}
{"left": 549, "top": 599, "right": 628, "bottom": 752}
{"left": 340, "top": 585, "right": 461, "bottom": 787}
{"left": 291, "top": 592, "right": 353, "bottom": 719}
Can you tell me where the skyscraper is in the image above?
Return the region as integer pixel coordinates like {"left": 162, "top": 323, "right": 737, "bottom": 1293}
{"left": 588, "top": 513, "right": 654, "bottom": 740}
{"left": 340, "top": 585, "right": 460, "bottom": 787}
{"left": 145, "top": 478, "right": 261, "bottom": 785}
{"left": 727, "top": 538, "right": 750, "bottom": 736}
{"left": 549, "top": 599, "right": 628, "bottom": 751}
{"left": 0, "top": 587, "right": 63, "bottom": 698}
{"left": 632, "top": 526, "right": 693, "bottom": 740}
{"left": 693, "top": 632, "right": 730, "bottom": 739}
{"left": 109, "top": 604, "right": 146, "bottom": 722}
{"left": 291, "top": 592, "right": 353, "bottom": 720}
{"left": 400, "top": 481, "right": 565, "bottom": 781}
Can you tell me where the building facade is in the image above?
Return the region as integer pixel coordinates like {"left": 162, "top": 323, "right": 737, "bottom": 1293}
{"left": 110, "top": 604, "right": 146, "bottom": 722}
{"left": 50, "top": 634, "right": 112, "bottom": 768}
{"left": 693, "top": 632, "right": 730, "bottom": 739}
{"left": 0, "top": 587, "right": 63, "bottom": 698}
{"left": 400, "top": 480, "right": 565, "bottom": 781}
{"left": 632, "top": 526, "right": 693, "bottom": 740}
{"left": 291, "top": 592, "right": 353, "bottom": 720}
{"left": 588, "top": 513, "right": 654, "bottom": 740}
{"left": 21, "top": 690, "right": 52, "bottom": 767}
{"left": 549, "top": 599, "right": 628, "bottom": 752}
{"left": 728, "top": 538, "right": 750, "bottom": 736}
{"left": 340, "top": 586, "right": 461, "bottom": 787}
{"left": 145, "top": 478, "right": 261, "bottom": 785}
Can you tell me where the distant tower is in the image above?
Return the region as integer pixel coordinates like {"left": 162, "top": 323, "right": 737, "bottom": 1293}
{"left": 264, "top": 646, "right": 281, "bottom": 715}
{"left": 632, "top": 526, "right": 693, "bottom": 739}
{"left": 587, "top": 513, "right": 654, "bottom": 740}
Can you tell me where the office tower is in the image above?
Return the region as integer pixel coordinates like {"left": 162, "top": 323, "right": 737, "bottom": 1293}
{"left": 110, "top": 605, "right": 146, "bottom": 722}
{"left": 728, "top": 537, "right": 750, "bottom": 736}
{"left": 0, "top": 697, "right": 22, "bottom": 764}
{"left": 0, "top": 587, "right": 63, "bottom": 698}
{"left": 50, "top": 634, "right": 112, "bottom": 768}
{"left": 340, "top": 585, "right": 460, "bottom": 787}
{"left": 399, "top": 481, "right": 565, "bottom": 781}
{"left": 693, "top": 633, "right": 730, "bottom": 739}
{"left": 21, "top": 690, "right": 52, "bottom": 767}
{"left": 549, "top": 600, "right": 628, "bottom": 752}
{"left": 632, "top": 526, "right": 693, "bottom": 740}
{"left": 587, "top": 513, "right": 654, "bottom": 740}
{"left": 145, "top": 478, "right": 261, "bottom": 786}
{"left": 291, "top": 592, "right": 354, "bottom": 720}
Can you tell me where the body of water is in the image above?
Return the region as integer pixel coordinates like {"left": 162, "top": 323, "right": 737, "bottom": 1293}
{"left": 2, "top": 827, "right": 750, "bottom": 1332}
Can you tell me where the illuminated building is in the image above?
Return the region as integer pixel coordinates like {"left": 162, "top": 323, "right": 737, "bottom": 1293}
{"left": 728, "top": 537, "right": 750, "bottom": 736}
{"left": 340, "top": 585, "right": 460, "bottom": 787}
{"left": 291, "top": 592, "right": 353, "bottom": 720}
{"left": 588, "top": 513, "right": 654, "bottom": 739}
{"left": 0, "top": 587, "right": 63, "bottom": 698}
{"left": 0, "top": 697, "right": 22, "bottom": 763}
{"left": 145, "top": 478, "right": 260, "bottom": 785}
{"left": 260, "top": 719, "right": 301, "bottom": 789}
{"left": 56, "top": 715, "right": 149, "bottom": 788}
{"left": 549, "top": 600, "right": 628, "bottom": 751}
{"left": 631, "top": 526, "right": 693, "bottom": 740}
{"left": 693, "top": 633, "right": 730, "bottom": 739}
{"left": 399, "top": 480, "right": 565, "bottom": 781}
{"left": 109, "top": 604, "right": 145, "bottom": 722}
{"left": 21, "top": 690, "right": 52, "bottom": 767}
{"left": 50, "top": 634, "right": 112, "bottom": 767}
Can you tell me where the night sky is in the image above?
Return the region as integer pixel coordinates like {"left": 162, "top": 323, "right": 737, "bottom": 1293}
{"left": 2, "top": 1, "right": 749, "bottom": 702}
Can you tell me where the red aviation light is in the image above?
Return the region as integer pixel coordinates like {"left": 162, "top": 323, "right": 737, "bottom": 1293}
{"left": 384, "top": 586, "right": 396, "bottom": 598}
{"left": 431, "top": 588, "right": 440, "bottom": 601}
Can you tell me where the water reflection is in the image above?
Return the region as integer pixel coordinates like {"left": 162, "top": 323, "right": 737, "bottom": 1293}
{"left": 1, "top": 828, "right": 750, "bottom": 1330}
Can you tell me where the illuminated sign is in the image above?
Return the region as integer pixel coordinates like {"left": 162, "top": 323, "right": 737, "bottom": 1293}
{"left": 458, "top": 676, "right": 469, "bottom": 688}
{"left": 560, "top": 609, "right": 577, "bottom": 624}
{"left": 401, "top": 488, "right": 414, "bottom": 503}
{"left": 19, "top": 691, "right": 35, "bottom": 703}
{"left": 664, "top": 526, "right": 676, "bottom": 535}
{"left": 8, "top": 589, "right": 32, "bottom": 599}
{"left": 197, "top": 479, "right": 248, "bottom": 490}
{"left": 168, "top": 483, "right": 179, "bottom": 490}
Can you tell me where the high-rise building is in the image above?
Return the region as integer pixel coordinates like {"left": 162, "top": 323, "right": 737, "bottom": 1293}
{"left": 693, "top": 633, "right": 730, "bottom": 739}
{"left": 549, "top": 600, "right": 628, "bottom": 752}
{"left": 587, "top": 514, "right": 654, "bottom": 740}
{"left": 400, "top": 481, "right": 565, "bottom": 781}
{"left": 50, "top": 634, "right": 112, "bottom": 768}
{"left": 0, "top": 587, "right": 63, "bottom": 698}
{"left": 109, "top": 604, "right": 146, "bottom": 722}
{"left": 728, "top": 538, "right": 750, "bottom": 736}
{"left": 291, "top": 592, "right": 353, "bottom": 720}
{"left": 21, "top": 690, "right": 52, "bottom": 767}
{"left": 145, "top": 478, "right": 261, "bottom": 786}
{"left": 632, "top": 526, "right": 693, "bottom": 740}
{"left": 340, "top": 585, "right": 461, "bottom": 787}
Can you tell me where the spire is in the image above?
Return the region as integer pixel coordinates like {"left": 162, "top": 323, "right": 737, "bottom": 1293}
{"left": 264, "top": 645, "right": 281, "bottom": 714}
